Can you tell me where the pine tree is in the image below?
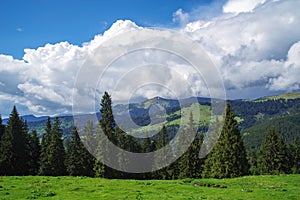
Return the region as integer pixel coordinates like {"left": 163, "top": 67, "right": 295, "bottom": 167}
{"left": 65, "top": 127, "right": 95, "bottom": 176}
{"left": 141, "top": 134, "right": 155, "bottom": 153}
{"left": 93, "top": 124, "right": 106, "bottom": 178}
{"left": 47, "top": 117, "right": 66, "bottom": 176}
{"left": 290, "top": 137, "right": 300, "bottom": 174}
{"left": 83, "top": 120, "right": 97, "bottom": 155}
{"left": 100, "top": 91, "right": 116, "bottom": 142}
{"left": 141, "top": 134, "right": 155, "bottom": 179}
{"left": 199, "top": 117, "right": 222, "bottom": 178}
{"left": 179, "top": 138, "right": 203, "bottom": 179}
{"left": 39, "top": 117, "right": 52, "bottom": 175}
{"left": 202, "top": 103, "right": 249, "bottom": 178}
{"left": 28, "top": 130, "right": 41, "bottom": 175}
{"left": 115, "top": 127, "right": 127, "bottom": 178}
{"left": 97, "top": 91, "right": 118, "bottom": 178}
{"left": 153, "top": 125, "right": 171, "bottom": 179}
{"left": 247, "top": 149, "right": 259, "bottom": 175}
{"left": 177, "top": 112, "right": 203, "bottom": 179}
{"left": 93, "top": 160, "right": 105, "bottom": 178}
{"left": 0, "top": 106, "right": 30, "bottom": 175}
{"left": 258, "top": 127, "right": 289, "bottom": 174}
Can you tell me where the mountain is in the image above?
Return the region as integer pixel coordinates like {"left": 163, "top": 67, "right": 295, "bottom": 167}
{"left": 4, "top": 92, "right": 300, "bottom": 149}
{"left": 242, "top": 113, "right": 300, "bottom": 149}
{"left": 2, "top": 114, "right": 49, "bottom": 125}
{"left": 229, "top": 96, "right": 300, "bottom": 130}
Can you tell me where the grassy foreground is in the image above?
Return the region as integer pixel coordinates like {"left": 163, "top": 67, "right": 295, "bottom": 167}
{"left": 0, "top": 175, "right": 299, "bottom": 200}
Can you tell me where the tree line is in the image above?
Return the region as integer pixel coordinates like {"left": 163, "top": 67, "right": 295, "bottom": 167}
{"left": 0, "top": 92, "right": 299, "bottom": 178}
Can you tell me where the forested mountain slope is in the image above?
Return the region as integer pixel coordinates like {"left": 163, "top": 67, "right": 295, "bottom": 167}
{"left": 5, "top": 92, "right": 300, "bottom": 149}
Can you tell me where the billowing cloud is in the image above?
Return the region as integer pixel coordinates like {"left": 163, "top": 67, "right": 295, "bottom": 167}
{"left": 1, "top": 0, "right": 300, "bottom": 116}
{"left": 223, "top": 0, "right": 267, "bottom": 14}
{"left": 0, "top": 20, "right": 144, "bottom": 116}
{"left": 268, "top": 41, "right": 300, "bottom": 90}
{"left": 183, "top": 0, "right": 300, "bottom": 97}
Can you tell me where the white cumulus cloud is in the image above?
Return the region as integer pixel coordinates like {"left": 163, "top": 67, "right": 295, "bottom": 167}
{"left": 1, "top": 0, "right": 300, "bottom": 116}
{"left": 223, "top": 0, "right": 267, "bottom": 14}
{"left": 183, "top": 0, "right": 300, "bottom": 98}
{"left": 268, "top": 41, "right": 300, "bottom": 90}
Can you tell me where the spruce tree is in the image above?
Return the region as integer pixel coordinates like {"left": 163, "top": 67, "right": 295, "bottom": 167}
{"left": 247, "top": 149, "right": 259, "bottom": 175}
{"left": 141, "top": 134, "right": 155, "bottom": 179}
{"left": 177, "top": 112, "right": 203, "bottom": 179}
{"left": 47, "top": 117, "right": 66, "bottom": 176}
{"left": 153, "top": 125, "right": 170, "bottom": 179}
{"left": 178, "top": 113, "right": 194, "bottom": 179}
{"left": 0, "top": 106, "right": 30, "bottom": 175}
{"left": 28, "top": 130, "right": 41, "bottom": 175}
{"left": 83, "top": 120, "right": 97, "bottom": 155}
{"left": 93, "top": 124, "right": 106, "bottom": 178}
{"left": 96, "top": 91, "right": 118, "bottom": 178}
{"left": 39, "top": 117, "right": 52, "bottom": 175}
{"left": 258, "top": 127, "right": 289, "bottom": 174}
{"left": 199, "top": 117, "right": 222, "bottom": 178}
{"left": 115, "top": 127, "right": 127, "bottom": 178}
{"left": 202, "top": 103, "right": 249, "bottom": 178}
{"left": 141, "top": 134, "right": 155, "bottom": 153}
{"left": 290, "top": 137, "right": 300, "bottom": 174}
{"left": 65, "top": 127, "right": 95, "bottom": 176}
{"left": 100, "top": 91, "right": 116, "bottom": 142}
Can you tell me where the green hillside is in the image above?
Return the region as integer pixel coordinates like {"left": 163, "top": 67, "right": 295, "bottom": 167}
{"left": 16, "top": 92, "right": 300, "bottom": 151}
{"left": 0, "top": 175, "right": 299, "bottom": 199}
{"left": 130, "top": 103, "right": 213, "bottom": 137}
{"left": 242, "top": 113, "right": 300, "bottom": 149}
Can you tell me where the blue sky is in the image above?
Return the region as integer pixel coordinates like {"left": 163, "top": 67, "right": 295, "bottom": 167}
{"left": 0, "top": 0, "right": 216, "bottom": 59}
{"left": 0, "top": 0, "right": 300, "bottom": 116}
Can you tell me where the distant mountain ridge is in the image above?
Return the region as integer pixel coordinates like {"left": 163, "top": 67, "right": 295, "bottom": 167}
{"left": 2, "top": 92, "right": 300, "bottom": 149}
{"left": 2, "top": 114, "right": 49, "bottom": 124}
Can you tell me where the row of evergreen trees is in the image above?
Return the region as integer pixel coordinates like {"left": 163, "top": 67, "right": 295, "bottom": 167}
{"left": 0, "top": 91, "right": 299, "bottom": 178}
{"left": 0, "top": 106, "right": 40, "bottom": 175}
{"left": 249, "top": 127, "right": 300, "bottom": 175}
{"left": 0, "top": 106, "right": 95, "bottom": 176}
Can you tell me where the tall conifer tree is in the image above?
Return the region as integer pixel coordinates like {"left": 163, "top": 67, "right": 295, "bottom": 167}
{"left": 291, "top": 137, "right": 300, "bottom": 174}
{"left": 39, "top": 117, "right": 52, "bottom": 175}
{"left": 153, "top": 125, "right": 170, "bottom": 179}
{"left": 202, "top": 103, "right": 249, "bottom": 178}
{"left": 0, "top": 106, "right": 30, "bottom": 175}
{"left": 65, "top": 127, "right": 95, "bottom": 176}
{"left": 28, "top": 130, "right": 41, "bottom": 175}
{"left": 258, "top": 127, "right": 289, "bottom": 174}
{"left": 177, "top": 112, "right": 203, "bottom": 179}
{"left": 99, "top": 91, "right": 116, "bottom": 178}
{"left": 100, "top": 91, "right": 116, "bottom": 142}
{"left": 47, "top": 117, "right": 66, "bottom": 175}
{"left": 83, "top": 120, "right": 97, "bottom": 155}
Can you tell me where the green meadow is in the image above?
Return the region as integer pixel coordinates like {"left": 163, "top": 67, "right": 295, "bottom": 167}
{"left": 0, "top": 175, "right": 299, "bottom": 200}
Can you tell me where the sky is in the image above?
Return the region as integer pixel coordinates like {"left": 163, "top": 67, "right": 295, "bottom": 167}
{"left": 0, "top": 0, "right": 300, "bottom": 117}
{"left": 0, "top": 0, "right": 214, "bottom": 59}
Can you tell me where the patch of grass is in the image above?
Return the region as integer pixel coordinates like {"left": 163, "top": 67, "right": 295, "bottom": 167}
{"left": 254, "top": 92, "right": 300, "bottom": 102}
{"left": 0, "top": 175, "right": 299, "bottom": 199}
{"left": 235, "top": 116, "right": 244, "bottom": 123}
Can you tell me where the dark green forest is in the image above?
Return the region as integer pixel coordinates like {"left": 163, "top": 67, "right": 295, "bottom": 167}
{"left": 0, "top": 92, "right": 300, "bottom": 179}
